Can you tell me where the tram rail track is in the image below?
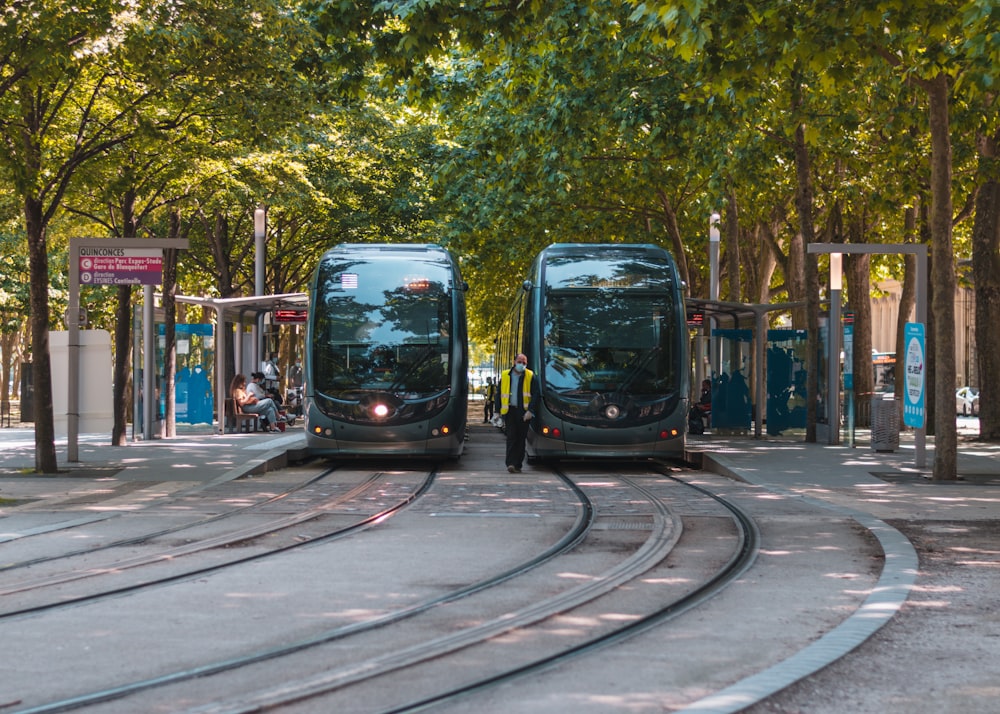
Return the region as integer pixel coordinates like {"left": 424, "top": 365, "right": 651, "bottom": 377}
{"left": 8, "top": 465, "right": 593, "bottom": 713}
{"left": 0, "top": 467, "right": 347, "bottom": 571}
{"left": 5, "top": 463, "right": 756, "bottom": 714}
{"left": 378, "top": 467, "right": 759, "bottom": 714}
{"left": 0, "top": 467, "right": 437, "bottom": 618}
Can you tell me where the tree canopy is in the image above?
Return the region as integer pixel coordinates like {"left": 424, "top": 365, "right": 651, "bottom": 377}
{"left": 1, "top": 0, "right": 997, "bottom": 478}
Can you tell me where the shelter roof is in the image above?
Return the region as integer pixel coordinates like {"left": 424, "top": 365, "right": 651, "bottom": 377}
{"left": 163, "top": 292, "right": 308, "bottom": 320}
{"left": 685, "top": 298, "right": 808, "bottom": 329}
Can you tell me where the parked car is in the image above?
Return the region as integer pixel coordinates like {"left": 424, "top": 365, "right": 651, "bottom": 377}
{"left": 956, "top": 386, "right": 979, "bottom": 416}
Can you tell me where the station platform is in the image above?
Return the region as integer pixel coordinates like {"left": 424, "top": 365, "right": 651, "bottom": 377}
{"left": 1, "top": 421, "right": 998, "bottom": 518}
{"left": 0, "top": 424, "right": 307, "bottom": 504}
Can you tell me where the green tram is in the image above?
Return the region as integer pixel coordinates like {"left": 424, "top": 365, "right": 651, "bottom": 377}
{"left": 305, "top": 244, "right": 469, "bottom": 458}
{"left": 494, "top": 243, "right": 689, "bottom": 462}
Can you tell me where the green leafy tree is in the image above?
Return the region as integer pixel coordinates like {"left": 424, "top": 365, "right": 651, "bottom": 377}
{"left": 0, "top": 0, "right": 313, "bottom": 470}
{"left": 625, "top": 0, "right": 996, "bottom": 476}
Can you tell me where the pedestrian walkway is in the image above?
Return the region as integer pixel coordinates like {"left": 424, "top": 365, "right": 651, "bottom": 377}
{"left": 0, "top": 424, "right": 306, "bottom": 505}
{"left": 687, "top": 429, "right": 1000, "bottom": 521}
{"left": 678, "top": 429, "right": 1000, "bottom": 714}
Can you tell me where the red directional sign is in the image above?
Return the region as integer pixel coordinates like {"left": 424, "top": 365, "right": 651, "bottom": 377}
{"left": 79, "top": 248, "right": 163, "bottom": 285}
{"left": 274, "top": 308, "right": 308, "bottom": 324}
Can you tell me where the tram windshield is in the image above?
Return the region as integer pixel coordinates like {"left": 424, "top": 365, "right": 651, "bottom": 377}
{"left": 312, "top": 257, "right": 452, "bottom": 399}
{"left": 543, "top": 293, "right": 677, "bottom": 395}
{"left": 542, "top": 251, "right": 680, "bottom": 400}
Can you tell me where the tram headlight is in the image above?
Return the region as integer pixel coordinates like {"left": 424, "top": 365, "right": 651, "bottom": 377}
{"left": 603, "top": 404, "right": 621, "bottom": 419}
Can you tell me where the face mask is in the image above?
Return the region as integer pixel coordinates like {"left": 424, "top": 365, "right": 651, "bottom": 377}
{"left": 514, "top": 363, "right": 526, "bottom": 373}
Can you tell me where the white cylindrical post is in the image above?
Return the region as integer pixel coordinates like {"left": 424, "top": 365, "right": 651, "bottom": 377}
{"left": 254, "top": 207, "right": 266, "bottom": 297}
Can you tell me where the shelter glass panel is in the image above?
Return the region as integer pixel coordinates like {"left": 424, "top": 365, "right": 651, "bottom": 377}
{"left": 709, "top": 328, "right": 752, "bottom": 431}
{"left": 156, "top": 323, "right": 215, "bottom": 425}
{"left": 765, "top": 329, "right": 808, "bottom": 435}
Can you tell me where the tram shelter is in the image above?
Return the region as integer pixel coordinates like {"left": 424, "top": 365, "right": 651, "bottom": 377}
{"left": 687, "top": 298, "right": 811, "bottom": 439}
{"left": 165, "top": 292, "right": 308, "bottom": 433}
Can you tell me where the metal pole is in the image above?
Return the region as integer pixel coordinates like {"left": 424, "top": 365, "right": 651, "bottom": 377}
{"left": 215, "top": 302, "right": 227, "bottom": 434}
{"left": 914, "top": 252, "right": 928, "bottom": 468}
{"left": 132, "top": 305, "right": 141, "bottom": 441}
{"left": 755, "top": 309, "right": 766, "bottom": 439}
{"left": 68, "top": 241, "right": 81, "bottom": 461}
{"left": 143, "top": 285, "right": 155, "bottom": 440}
{"left": 709, "top": 213, "right": 720, "bottom": 302}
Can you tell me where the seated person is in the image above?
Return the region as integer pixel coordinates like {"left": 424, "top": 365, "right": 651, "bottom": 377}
{"left": 247, "top": 372, "right": 268, "bottom": 401}
{"left": 230, "top": 373, "right": 280, "bottom": 432}
{"left": 698, "top": 379, "right": 712, "bottom": 408}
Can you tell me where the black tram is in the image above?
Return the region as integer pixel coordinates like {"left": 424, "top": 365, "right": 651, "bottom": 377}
{"left": 494, "top": 243, "right": 689, "bottom": 461}
{"left": 305, "top": 244, "right": 469, "bottom": 458}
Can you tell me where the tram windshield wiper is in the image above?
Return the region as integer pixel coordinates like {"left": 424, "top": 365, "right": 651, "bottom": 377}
{"left": 618, "top": 346, "right": 661, "bottom": 394}
{"left": 389, "top": 344, "right": 440, "bottom": 393}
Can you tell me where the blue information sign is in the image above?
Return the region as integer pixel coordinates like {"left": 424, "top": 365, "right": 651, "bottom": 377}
{"left": 903, "top": 323, "right": 925, "bottom": 429}
{"left": 843, "top": 323, "right": 854, "bottom": 390}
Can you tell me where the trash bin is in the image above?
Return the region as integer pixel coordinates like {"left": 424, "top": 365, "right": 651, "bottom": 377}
{"left": 871, "top": 395, "right": 899, "bottom": 452}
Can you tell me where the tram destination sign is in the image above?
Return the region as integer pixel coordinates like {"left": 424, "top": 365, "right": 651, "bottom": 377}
{"left": 79, "top": 247, "right": 163, "bottom": 285}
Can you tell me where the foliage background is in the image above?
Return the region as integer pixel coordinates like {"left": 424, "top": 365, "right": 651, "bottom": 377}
{"left": 1, "top": 0, "right": 998, "bottom": 474}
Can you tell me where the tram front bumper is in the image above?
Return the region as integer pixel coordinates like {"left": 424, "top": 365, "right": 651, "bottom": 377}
{"left": 305, "top": 413, "right": 463, "bottom": 458}
{"left": 528, "top": 420, "right": 685, "bottom": 460}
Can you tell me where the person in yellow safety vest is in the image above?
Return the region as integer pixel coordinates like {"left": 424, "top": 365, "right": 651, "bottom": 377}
{"left": 500, "top": 353, "right": 539, "bottom": 473}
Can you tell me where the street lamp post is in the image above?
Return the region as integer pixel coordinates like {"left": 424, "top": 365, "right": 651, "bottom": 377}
{"left": 709, "top": 213, "right": 720, "bottom": 302}
{"left": 707, "top": 212, "right": 721, "bottom": 384}
{"left": 254, "top": 207, "right": 266, "bottom": 371}
{"left": 828, "top": 252, "right": 843, "bottom": 445}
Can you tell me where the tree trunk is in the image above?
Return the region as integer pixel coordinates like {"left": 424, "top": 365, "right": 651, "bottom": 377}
{"left": 112, "top": 286, "right": 131, "bottom": 446}
{"left": 656, "top": 189, "right": 690, "bottom": 289}
{"left": 926, "top": 73, "right": 957, "bottom": 480}
{"left": 26, "top": 195, "right": 58, "bottom": 473}
{"left": 793, "top": 111, "right": 820, "bottom": 443}
{"left": 0, "top": 327, "right": 15, "bottom": 405}
{"left": 112, "top": 190, "right": 140, "bottom": 446}
{"left": 204, "top": 211, "right": 241, "bottom": 391}
{"left": 726, "top": 188, "right": 741, "bottom": 302}
{"left": 162, "top": 211, "right": 181, "bottom": 438}
{"left": 756, "top": 223, "right": 778, "bottom": 304}
{"left": 972, "top": 128, "right": 1000, "bottom": 441}
{"left": 848, "top": 252, "right": 874, "bottom": 403}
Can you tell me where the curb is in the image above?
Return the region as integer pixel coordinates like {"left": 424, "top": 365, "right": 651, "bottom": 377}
{"left": 678, "top": 451, "right": 919, "bottom": 713}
